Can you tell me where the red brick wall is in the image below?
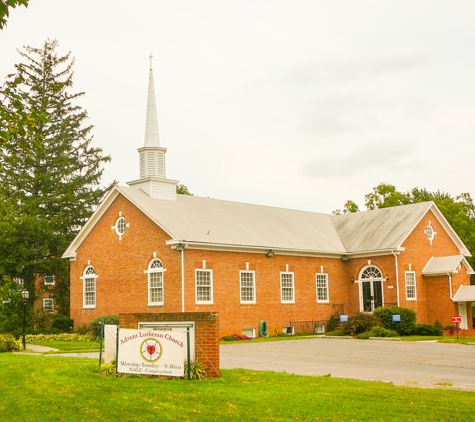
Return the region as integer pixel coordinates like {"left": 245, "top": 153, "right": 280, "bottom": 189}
{"left": 120, "top": 312, "right": 220, "bottom": 377}
{"left": 69, "top": 195, "right": 472, "bottom": 337}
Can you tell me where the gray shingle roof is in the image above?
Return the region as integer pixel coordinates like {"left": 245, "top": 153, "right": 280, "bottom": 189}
{"left": 117, "top": 187, "right": 448, "bottom": 255}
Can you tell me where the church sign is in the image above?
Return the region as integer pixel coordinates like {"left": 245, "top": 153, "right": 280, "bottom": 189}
{"left": 117, "top": 328, "right": 186, "bottom": 377}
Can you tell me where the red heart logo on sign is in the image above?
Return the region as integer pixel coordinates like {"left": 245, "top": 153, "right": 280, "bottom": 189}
{"left": 146, "top": 345, "right": 156, "bottom": 355}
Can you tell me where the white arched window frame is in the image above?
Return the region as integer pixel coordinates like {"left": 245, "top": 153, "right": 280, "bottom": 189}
{"left": 81, "top": 265, "right": 97, "bottom": 309}
{"left": 145, "top": 258, "right": 165, "bottom": 306}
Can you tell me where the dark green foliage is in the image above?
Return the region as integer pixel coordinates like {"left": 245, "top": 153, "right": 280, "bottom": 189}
{"left": 52, "top": 316, "right": 74, "bottom": 333}
{"left": 339, "top": 183, "right": 475, "bottom": 282}
{"left": 327, "top": 314, "right": 338, "bottom": 332}
{"left": 184, "top": 359, "right": 207, "bottom": 380}
{"left": 354, "top": 331, "right": 372, "bottom": 339}
{"left": 89, "top": 314, "right": 119, "bottom": 337}
{"left": 344, "top": 312, "right": 382, "bottom": 335}
{"left": 0, "top": 0, "right": 28, "bottom": 29}
{"left": 176, "top": 184, "right": 192, "bottom": 195}
{"left": 0, "top": 39, "right": 111, "bottom": 317}
{"left": 374, "top": 306, "right": 416, "bottom": 335}
{"left": 369, "top": 326, "right": 398, "bottom": 337}
{"left": 0, "top": 333, "right": 20, "bottom": 352}
{"left": 412, "top": 324, "right": 443, "bottom": 336}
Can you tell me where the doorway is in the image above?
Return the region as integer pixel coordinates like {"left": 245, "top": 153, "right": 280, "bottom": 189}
{"left": 359, "top": 265, "right": 384, "bottom": 312}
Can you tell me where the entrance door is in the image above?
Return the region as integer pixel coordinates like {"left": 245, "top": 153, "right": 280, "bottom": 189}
{"left": 362, "top": 280, "right": 383, "bottom": 312}
{"left": 458, "top": 302, "right": 468, "bottom": 330}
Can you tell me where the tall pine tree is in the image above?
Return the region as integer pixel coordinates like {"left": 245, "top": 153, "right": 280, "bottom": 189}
{"left": 0, "top": 39, "right": 111, "bottom": 317}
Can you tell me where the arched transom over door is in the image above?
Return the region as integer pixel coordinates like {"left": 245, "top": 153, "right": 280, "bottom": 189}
{"left": 358, "top": 265, "right": 384, "bottom": 312}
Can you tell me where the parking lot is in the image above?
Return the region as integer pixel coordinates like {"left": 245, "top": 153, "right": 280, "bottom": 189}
{"left": 220, "top": 337, "right": 475, "bottom": 390}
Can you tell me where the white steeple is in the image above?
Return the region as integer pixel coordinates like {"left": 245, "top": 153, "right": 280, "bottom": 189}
{"left": 144, "top": 54, "right": 160, "bottom": 147}
{"left": 127, "top": 55, "right": 179, "bottom": 200}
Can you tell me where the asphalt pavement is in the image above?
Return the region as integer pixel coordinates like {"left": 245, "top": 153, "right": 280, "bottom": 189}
{"left": 220, "top": 337, "right": 475, "bottom": 391}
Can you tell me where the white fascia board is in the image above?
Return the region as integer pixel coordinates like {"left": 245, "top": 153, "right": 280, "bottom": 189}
{"left": 165, "top": 240, "right": 346, "bottom": 258}
{"left": 62, "top": 187, "right": 121, "bottom": 259}
{"left": 428, "top": 204, "right": 471, "bottom": 256}
{"left": 342, "top": 248, "right": 405, "bottom": 260}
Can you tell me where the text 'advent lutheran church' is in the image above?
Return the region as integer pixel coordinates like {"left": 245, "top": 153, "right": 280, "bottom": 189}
{"left": 63, "top": 59, "right": 475, "bottom": 338}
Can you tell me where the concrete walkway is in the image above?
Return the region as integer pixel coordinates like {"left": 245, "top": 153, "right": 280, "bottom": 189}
{"left": 220, "top": 337, "right": 475, "bottom": 391}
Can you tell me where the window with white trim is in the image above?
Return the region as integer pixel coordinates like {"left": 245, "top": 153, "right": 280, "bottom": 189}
{"left": 240, "top": 271, "right": 256, "bottom": 304}
{"left": 43, "top": 298, "right": 54, "bottom": 312}
{"left": 280, "top": 272, "right": 295, "bottom": 303}
{"left": 195, "top": 269, "right": 213, "bottom": 304}
{"left": 44, "top": 275, "right": 55, "bottom": 286}
{"left": 148, "top": 258, "right": 164, "bottom": 305}
{"left": 316, "top": 273, "right": 329, "bottom": 303}
{"left": 405, "top": 271, "right": 417, "bottom": 300}
{"left": 82, "top": 265, "right": 97, "bottom": 308}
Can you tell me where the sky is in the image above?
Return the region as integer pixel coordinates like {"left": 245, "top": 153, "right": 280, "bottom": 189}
{"left": 1, "top": 1, "right": 474, "bottom": 214}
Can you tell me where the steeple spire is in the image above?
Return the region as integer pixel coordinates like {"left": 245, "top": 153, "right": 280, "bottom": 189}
{"left": 144, "top": 53, "right": 160, "bottom": 147}
{"left": 127, "top": 55, "right": 179, "bottom": 201}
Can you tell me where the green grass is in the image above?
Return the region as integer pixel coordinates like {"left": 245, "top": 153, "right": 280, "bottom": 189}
{"left": 1, "top": 353, "right": 474, "bottom": 421}
{"left": 402, "top": 336, "right": 475, "bottom": 344}
{"left": 27, "top": 340, "right": 103, "bottom": 353}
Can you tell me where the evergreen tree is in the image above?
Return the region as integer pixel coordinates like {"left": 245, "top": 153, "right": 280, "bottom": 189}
{"left": 0, "top": 39, "right": 111, "bottom": 316}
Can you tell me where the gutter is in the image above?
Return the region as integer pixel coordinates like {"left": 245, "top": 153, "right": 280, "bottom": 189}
{"left": 392, "top": 250, "right": 400, "bottom": 306}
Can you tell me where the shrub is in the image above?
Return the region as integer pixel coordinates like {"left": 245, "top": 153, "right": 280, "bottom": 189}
{"left": 24, "top": 333, "right": 91, "bottom": 342}
{"left": 327, "top": 315, "right": 338, "bottom": 333}
{"left": 325, "top": 329, "right": 350, "bottom": 336}
{"left": 355, "top": 331, "right": 372, "bottom": 339}
{"left": 369, "top": 326, "right": 398, "bottom": 337}
{"left": 411, "top": 324, "right": 443, "bottom": 336}
{"left": 0, "top": 333, "right": 21, "bottom": 352}
{"left": 373, "top": 306, "right": 416, "bottom": 335}
{"left": 184, "top": 359, "right": 207, "bottom": 380}
{"left": 52, "top": 316, "right": 74, "bottom": 333}
{"left": 89, "top": 315, "right": 119, "bottom": 337}
{"left": 344, "top": 313, "right": 382, "bottom": 335}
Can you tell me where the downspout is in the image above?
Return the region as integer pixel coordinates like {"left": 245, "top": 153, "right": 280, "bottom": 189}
{"left": 181, "top": 248, "right": 185, "bottom": 312}
{"left": 392, "top": 251, "right": 400, "bottom": 307}
{"left": 447, "top": 272, "right": 453, "bottom": 300}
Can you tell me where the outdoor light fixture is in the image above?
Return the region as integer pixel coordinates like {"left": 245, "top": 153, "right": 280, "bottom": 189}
{"left": 351, "top": 277, "right": 355, "bottom": 283}
{"left": 341, "top": 255, "right": 348, "bottom": 262}
{"left": 266, "top": 250, "right": 274, "bottom": 257}
{"left": 21, "top": 289, "right": 29, "bottom": 350}
{"left": 175, "top": 244, "right": 184, "bottom": 252}
{"left": 385, "top": 275, "right": 389, "bottom": 281}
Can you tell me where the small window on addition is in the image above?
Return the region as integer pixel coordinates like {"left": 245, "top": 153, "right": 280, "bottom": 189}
{"left": 242, "top": 328, "right": 256, "bottom": 338}
{"left": 44, "top": 275, "right": 55, "bottom": 286}
{"left": 43, "top": 298, "right": 54, "bottom": 313}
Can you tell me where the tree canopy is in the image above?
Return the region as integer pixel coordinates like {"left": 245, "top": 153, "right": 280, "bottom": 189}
{"left": 0, "top": 0, "right": 29, "bottom": 29}
{"left": 335, "top": 183, "right": 475, "bottom": 281}
{"left": 0, "top": 39, "right": 111, "bottom": 317}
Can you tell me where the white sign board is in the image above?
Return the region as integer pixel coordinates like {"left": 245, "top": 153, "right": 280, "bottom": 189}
{"left": 117, "top": 328, "right": 186, "bottom": 377}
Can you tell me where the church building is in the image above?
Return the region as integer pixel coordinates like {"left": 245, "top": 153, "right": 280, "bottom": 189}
{"left": 63, "top": 62, "right": 474, "bottom": 337}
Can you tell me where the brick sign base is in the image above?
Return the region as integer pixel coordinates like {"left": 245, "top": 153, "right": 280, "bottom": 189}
{"left": 119, "top": 312, "right": 220, "bottom": 377}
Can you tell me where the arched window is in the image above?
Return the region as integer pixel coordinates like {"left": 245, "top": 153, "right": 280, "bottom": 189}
{"left": 82, "top": 265, "right": 97, "bottom": 308}
{"left": 147, "top": 258, "right": 164, "bottom": 305}
{"left": 360, "top": 266, "right": 383, "bottom": 280}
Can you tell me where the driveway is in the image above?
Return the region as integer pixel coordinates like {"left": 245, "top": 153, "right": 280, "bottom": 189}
{"left": 220, "top": 337, "right": 475, "bottom": 390}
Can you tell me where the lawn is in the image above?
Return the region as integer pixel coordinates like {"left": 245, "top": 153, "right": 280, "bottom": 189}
{"left": 27, "top": 340, "right": 103, "bottom": 353}
{"left": 1, "top": 353, "right": 473, "bottom": 421}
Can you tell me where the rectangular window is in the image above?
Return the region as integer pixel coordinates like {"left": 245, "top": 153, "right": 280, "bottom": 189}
{"left": 405, "top": 271, "right": 417, "bottom": 300}
{"left": 280, "top": 272, "right": 295, "bottom": 303}
{"left": 195, "top": 269, "right": 213, "bottom": 304}
{"left": 43, "top": 298, "right": 54, "bottom": 312}
{"left": 240, "top": 271, "right": 256, "bottom": 304}
{"left": 84, "top": 277, "right": 96, "bottom": 307}
{"left": 316, "top": 273, "right": 329, "bottom": 303}
{"left": 149, "top": 272, "right": 164, "bottom": 305}
{"left": 44, "top": 275, "right": 55, "bottom": 286}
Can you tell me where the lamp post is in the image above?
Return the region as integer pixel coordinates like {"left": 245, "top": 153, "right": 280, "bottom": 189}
{"left": 21, "top": 289, "right": 29, "bottom": 350}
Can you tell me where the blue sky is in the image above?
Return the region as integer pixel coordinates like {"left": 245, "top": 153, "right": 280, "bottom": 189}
{"left": 1, "top": 1, "right": 474, "bottom": 213}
